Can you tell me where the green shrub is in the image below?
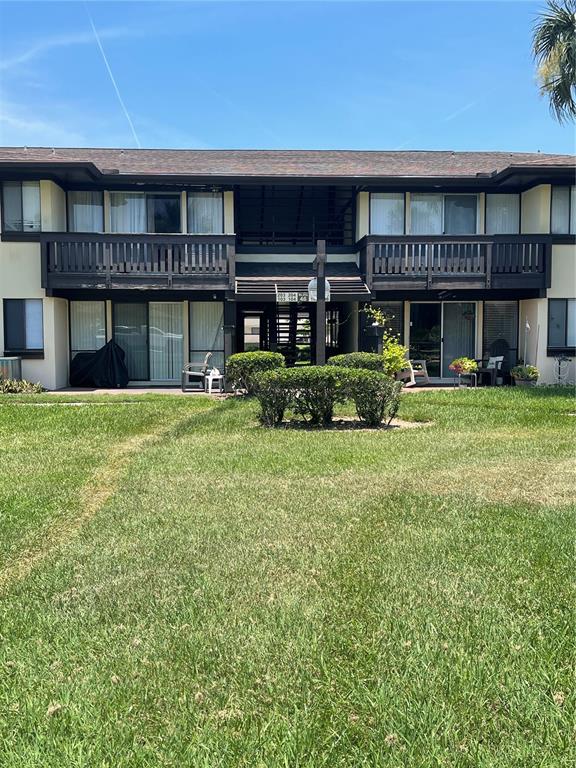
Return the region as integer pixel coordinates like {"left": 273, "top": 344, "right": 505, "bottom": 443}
{"left": 254, "top": 369, "right": 291, "bottom": 426}
{"left": 382, "top": 337, "right": 410, "bottom": 376}
{"left": 345, "top": 370, "right": 402, "bottom": 427}
{"left": 0, "top": 378, "right": 44, "bottom": 394}
{"left": 328, "top": 352, "right": 385, "bottom": 371}
{"left": 255, "top": 366, "right": 346, "bottom": 425}
{"left": 511, "top": 365, "right": 539, "bottom": 381}
{"left": 227, "top": 351, "right": 285, "bottom": 394}
{"left": 328, "top": 344, "right": 408, "bottom": 377}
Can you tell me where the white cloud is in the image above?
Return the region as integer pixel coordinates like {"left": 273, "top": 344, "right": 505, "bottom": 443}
{"left": 0, "top": 27, "right": 138, "bottom": 72}
{"left": 0, "top": 100, "right": 87, "bottom": 146}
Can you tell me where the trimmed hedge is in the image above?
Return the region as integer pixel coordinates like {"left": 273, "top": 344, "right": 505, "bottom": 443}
{"left": 255, "top": 366, "right": 346, "bottom": 426}
{"left": 226, "top": 351, "right": 285, "bottom": 394}
{"left": 255, "top": 366, "right": 402, "bottom": 427}
{"left": 346, "top": 369, "right": 402, "bottom": 427}
{"left": 328, "top": 352, "right": 385, "bottom": 372}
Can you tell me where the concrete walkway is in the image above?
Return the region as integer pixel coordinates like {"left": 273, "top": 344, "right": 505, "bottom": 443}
{"left": 47, "top": 385, "right": 457, "bottom": 396}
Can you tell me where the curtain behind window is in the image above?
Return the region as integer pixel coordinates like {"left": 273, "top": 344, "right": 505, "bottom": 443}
{"left": 485, "top": 194, "right": 519, "bottom": 234}
{"left": 22, "top": 182, "right": 41, "bottom": 232}
{"left": 410, "top": 194, "right": 443, "bottom": 234}
{"left": 110, "top": 192, "right": 146, "bottom": 233}
{"left": 551, "top": 187, "right": 570, "bottom": 234}
{"left": 444, "top": 195, "right": 477, "bottom": 235}
{"left": 68, "top": 192, "right": 103, "bottom": 232}
{"left": 370, "top": 193, "right": 404, "bottom": 234}
{"left": 188, "top": 193, "right": 223, "bottom": 234}
{"left": 149, "top": 302, "right": 183, "bottom": 381}
{"left": 189, "top": 301, "right": 224, "bottom": 369}
{"left": 70, "top": 301, "right": 106, "bottom": 354}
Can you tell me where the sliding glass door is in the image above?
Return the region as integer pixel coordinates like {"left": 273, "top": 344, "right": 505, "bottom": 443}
{"left": 149, "top": 303, "right": 183, "bottom": 381}
{"left": 409, "top": 304, "right": 441, "bottom": 377}
{"left": 441, "top": 303, "right": 476, "bottom": 376}
{"left": 113, "top": 302, "right": 183, "bottom": 382}
{"left": 410, "top": 302, "right": 477, "bottom": 378}
{"left": 114, "top": 303, "right": 148, "bottom": 380}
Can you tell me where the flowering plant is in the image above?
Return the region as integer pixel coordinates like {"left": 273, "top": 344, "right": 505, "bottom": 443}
{"left": 448, "top": 357, "right": 478, "bottom": 375}
{"left": 511, "top": 365, "right": 539, "bottom": 381}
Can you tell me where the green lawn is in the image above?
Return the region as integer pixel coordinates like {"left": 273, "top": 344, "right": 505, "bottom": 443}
{"left": 0, "top": 389, "right": 573, "bottom": 767}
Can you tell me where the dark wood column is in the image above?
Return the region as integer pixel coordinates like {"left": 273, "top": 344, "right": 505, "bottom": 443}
{"left": 223, "top": 294, "right": 236, "bottom": 364}
{"left": 314, "top": 239, "right": 327, "bottom": 366}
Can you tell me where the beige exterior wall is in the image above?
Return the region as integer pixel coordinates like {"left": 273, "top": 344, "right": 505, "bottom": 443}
{"left": 521, "top": 184, "right": 551, "bottom": 234}
{"left": 356, "top": 192, "right": 369, "bottom": 239}
{"left": 40, "top": 180, "right": 66, "bottom": 231}
{"left": 1, "top": 182, "right": 68, "bottom": 389}
{"left": 224, "top": 191, "right": 235, "bottom": 234}
{"left": 519, "top": 243, "right": 576, "bottom": 385}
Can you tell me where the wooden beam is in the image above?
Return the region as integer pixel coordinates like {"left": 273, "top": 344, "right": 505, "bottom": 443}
{"left": 314, "top": 239, "right": 327, "bottom": 365}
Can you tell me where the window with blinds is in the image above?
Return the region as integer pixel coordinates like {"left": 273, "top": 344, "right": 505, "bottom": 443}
{"left": 70, "top": 301, "right": 106, "bottom": 357}
{"left": 483, "top": 301, "right": 518, "bottom": 367}
{"left": 189, "top": 301, "right": 224, "bottom": 370}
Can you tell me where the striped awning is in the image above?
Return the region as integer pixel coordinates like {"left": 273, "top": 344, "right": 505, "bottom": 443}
{"left": 235, "top": 263, "right": 371, "bottom": 301}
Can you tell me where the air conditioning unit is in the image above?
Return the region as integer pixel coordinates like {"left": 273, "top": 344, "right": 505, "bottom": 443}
{"left": 0, "top": 357, "right": 22, "bottom": 380}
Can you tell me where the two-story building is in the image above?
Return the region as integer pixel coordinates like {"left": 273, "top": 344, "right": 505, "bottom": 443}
{"left": 0, "top": 147, "right": 574, "bottom": 388}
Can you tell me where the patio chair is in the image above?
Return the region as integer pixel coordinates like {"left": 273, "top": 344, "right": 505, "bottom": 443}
{"left": 409, "top": 359, "right": 430, "bottom": 385}
{"left": 181, "top": 352, "right": 212, "bottom": 392}
{"left": 396, "top": 362, "right": 416, "bottom": 387}
{"left": 476, "top": 356, "right": 504, "bottom": 387}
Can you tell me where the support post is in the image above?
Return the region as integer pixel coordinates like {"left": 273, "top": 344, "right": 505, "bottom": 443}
{"left": 223, "top": 295, "right": 236, "bottom": 370}
{"left": 314, "top": 239, "right": 327, "bottom": 366}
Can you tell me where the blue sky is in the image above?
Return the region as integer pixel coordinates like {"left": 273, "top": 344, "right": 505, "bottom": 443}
{"left": 0, "top": 0, "right": 574, "bottom": 153}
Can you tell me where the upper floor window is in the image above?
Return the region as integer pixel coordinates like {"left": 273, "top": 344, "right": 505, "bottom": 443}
{"left": 548, "top": 298, "right": 575, "bottom": 351}
{"left": 370, "top": 193, "right": 404, "bottom": 235}
{"left": 68, "top": 191, "right": 104, "bottom": 232}
{"left": 410, "top": 193, "right": 478, "bottom": 235}
{"left": 187, "top": 192, "right": 223, "bottom": 234}
{"left": 2, "top": 181, "right": 41, "bottom": 232}
{"left": 485, "top": 193, "right": 520, "bottom": 234}
{"left": 3, "top": 298, "right": 43, "bottom": 354}
{"left": 110, "top": 192, "right": 181, "bottom": 233}
{"left": 551, "top": 186, "right": 576, "bottom": 234}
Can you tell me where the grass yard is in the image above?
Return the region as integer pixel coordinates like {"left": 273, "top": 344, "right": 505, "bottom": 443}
{"left": 0, "top": 388, "right": 573, "bottom": 767}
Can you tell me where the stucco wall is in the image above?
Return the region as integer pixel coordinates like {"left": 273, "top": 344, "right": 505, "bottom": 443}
{"left": 40, "top": 180, "right": 66, "bottom": 231}
{"left": 521, "top": 185, "right": 551, "bottom": 234}
{"left": 224, "top": 191, "right": 235, "bottom": 234}
{"left": 356, "top": 192, "right": 369, "bottom": 240}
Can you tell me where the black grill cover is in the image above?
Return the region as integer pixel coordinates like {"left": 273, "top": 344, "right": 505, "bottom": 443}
{"left": 70, "top": 340, "right": 130, "bottom": 388}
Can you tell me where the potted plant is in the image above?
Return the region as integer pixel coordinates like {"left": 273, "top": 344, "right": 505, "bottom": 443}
{"left": 510, "top": 364, "right": 539, "bottom": 387}
{"left": 448, "top": 357, "right": 478, "bottom": 387}
{"left": 363, "top": 305, "right": 387, "bottom": 337}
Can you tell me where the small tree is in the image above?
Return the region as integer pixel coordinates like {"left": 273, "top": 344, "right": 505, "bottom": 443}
{"left": 533, "top": 0, "right": 576, "bottom": 123}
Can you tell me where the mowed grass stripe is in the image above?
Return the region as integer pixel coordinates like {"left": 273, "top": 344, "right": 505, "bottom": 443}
{"left": 0, "top": 389, "right": 573, "bottom": 767}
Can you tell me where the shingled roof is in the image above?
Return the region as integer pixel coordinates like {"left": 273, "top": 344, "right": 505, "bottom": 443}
{"left": 0, "top": 147, "right": 573, "bottom": 179}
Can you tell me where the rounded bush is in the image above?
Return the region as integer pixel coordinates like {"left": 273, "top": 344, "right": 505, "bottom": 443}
{"left": 227, "top": 351, "right": 285, "bottom": 394}
{"left": 255, "top": 366, "right": 346, "bottom": 425}
{"left": 328, "top": 353, "right": 385, "bottom": 371}
{"left": 253, "top": 369, "right": 291, "bottom": 426}
{"left": 345, "top": 369, "right": 402, "bottom": 427}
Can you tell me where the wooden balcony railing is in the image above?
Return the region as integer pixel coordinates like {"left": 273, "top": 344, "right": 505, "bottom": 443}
{"left": 359, "top": 236, "right": 550, "bottom": 291}
{"left": 41, "top": 233, "right": 236, "bottom": 291}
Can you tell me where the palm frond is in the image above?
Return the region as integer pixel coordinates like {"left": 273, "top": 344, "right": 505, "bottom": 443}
{"left": 532, "top": 0, "right": 576, "bottom": 122}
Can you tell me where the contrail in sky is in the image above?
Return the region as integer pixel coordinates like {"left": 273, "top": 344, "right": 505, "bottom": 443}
{"left": 86, "top": 7, "right": 141, "bottom": 148}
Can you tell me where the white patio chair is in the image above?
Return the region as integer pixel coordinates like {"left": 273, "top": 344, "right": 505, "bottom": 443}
{"left": 181, "top": 352, "right": 212, "bottom": 392}
{"left": 205, "top": 367, "right": 225, "bottom": 395}
{"left": 410, "top": 359, "right": 430, "bottom": 385}
{"left": 396, "top": 362, "right": 416, "bottom": 387}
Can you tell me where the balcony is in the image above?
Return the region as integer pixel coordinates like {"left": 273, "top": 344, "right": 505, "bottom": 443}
{"left": 41, "top": 233, "right": 236, "bottom": 292}
{"left": 359, "top": 236, "right": 550, "bottom": 292}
